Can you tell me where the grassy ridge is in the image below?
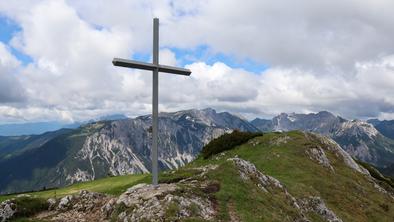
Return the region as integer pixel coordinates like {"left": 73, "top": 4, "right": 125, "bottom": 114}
{"left": 187, "top": 131, "right": 394, "bottom": 221}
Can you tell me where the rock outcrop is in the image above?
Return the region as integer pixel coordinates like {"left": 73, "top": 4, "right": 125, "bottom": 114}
{"left": 298, "top": 196, "right": 342, "bottom": 222}
{"left": 36, "top": 178, "right": 217, "bottom": 221}
{"left": 0, "top": 200, "right": 16, "bottom": 222}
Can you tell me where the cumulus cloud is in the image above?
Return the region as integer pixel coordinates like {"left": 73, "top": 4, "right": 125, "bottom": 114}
{"left": 161, "top": 0, "right": 394, "bottom": 72}
{"left": 0, "top": 0, "right": 394, "bottom": 123}
{"left": 0, "top": 42, "right": 25, "bottom": 103}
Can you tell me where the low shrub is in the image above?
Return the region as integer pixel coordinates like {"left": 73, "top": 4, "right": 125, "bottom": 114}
{"left": 201, "top": 130, "right": 263, "bottom": 159}
{"left": 13, "top": 196, "right": 49, "bottom": 218}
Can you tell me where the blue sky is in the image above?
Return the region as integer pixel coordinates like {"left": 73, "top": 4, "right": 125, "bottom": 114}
{"left": 0, "top": 16, "right": 17, "bottom": 43}
{"left": 132, "top": 45, "right": 269, "bottom": 74}
{"left": 168, "top": 45, "right": 269, "bottom": 74}
{"left": 0, "top": 16, "right": 32, "bottom": 64}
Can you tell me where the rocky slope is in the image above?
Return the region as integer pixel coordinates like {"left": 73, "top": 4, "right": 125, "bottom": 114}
{"left": 0, "top": 108, "right": 258, "bottom": 194}
{"left": 1, "top": 131, "right": 393, "bottom": 221}
{"left": 251, "top": 111, "right": 394, "bottom": 168}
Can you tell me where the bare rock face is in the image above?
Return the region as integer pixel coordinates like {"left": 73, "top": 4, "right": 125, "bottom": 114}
{"left": 36, "top": 190, "right": 112, "bottom": 222}
{"left": 0, "top": 200, "right": 16, "bottom": 222}
{"left": 315, "top": 134, "right": 370, "bottom": 175}
{"left": 228, "top": 157, "right": 284, "bottom": 192}
{"left": 298, "top": 196, "right": 343, "bottom": 222}
{"left": 64, "top": 108, "right": 257, "bottom": 186}
{"left": 305, "top": 147, "right": 334, "bottom": 171}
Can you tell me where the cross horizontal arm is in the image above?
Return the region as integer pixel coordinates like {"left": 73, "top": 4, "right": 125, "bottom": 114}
{"left": 113, "top": 58, "right": 191, "bottom": 76}
{"left": 112, "top": 58, "right": 156, "bottom": 71}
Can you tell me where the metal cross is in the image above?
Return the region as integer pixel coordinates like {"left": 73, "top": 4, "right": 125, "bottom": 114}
{"left": 112, "top": 18, "right": 191, "bottom": 185}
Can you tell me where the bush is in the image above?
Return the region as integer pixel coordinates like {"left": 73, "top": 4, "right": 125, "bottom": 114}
{"left": 201, "top": 130, "right": 263, "bottom": 159}
{"left": 13, "top": 196, "right": 49, "bottom": 218}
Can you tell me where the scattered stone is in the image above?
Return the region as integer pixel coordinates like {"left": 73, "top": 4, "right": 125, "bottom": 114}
{"left": 47, "top": 198, "right": 57, "bottom": 211}
{"left": 58, "top": 195, "right": 73, "bottom": 211}
{"left": 49, "top": 190, "right": 111, "bottom": 221}
{"left": 248, "top": 138, "right": 260, "bottom": 147}
{"left": 298, "top": 196, "right": 343, "bottom": 222}
{"left": 101, "top": 198, "right": 116, "bottom": 217}
{"left": 270, "top": 135, "right": 291, "bottom": 146}
{"left": 118, "top": 211, "right": 127, "bottom": 221}
{"left": 0, "top": 200, "right": 16, "bottom": 222}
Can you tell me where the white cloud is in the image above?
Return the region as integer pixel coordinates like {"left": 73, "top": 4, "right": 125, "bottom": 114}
{"left": 0, "top": 0, "right": 394, "bottom": 123}
{"left": 0, "top": 42, "right": 25, "bottom": 103}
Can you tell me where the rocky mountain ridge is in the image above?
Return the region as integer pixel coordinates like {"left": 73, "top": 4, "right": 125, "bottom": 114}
{"left": 0, "top": 108, "right": 258, "bottom": 194}
{"left": 368, "top": 119, "right": 394, "bottom": 140}
{"left": 251, "top": 111, "right": 394, "bottom": 167}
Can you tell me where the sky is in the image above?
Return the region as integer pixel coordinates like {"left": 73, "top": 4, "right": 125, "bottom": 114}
{"left": 0, "top": 0, "right": 394, "bottom": 123}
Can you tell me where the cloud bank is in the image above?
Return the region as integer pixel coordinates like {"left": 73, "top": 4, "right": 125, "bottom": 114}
{"left": 0, "top": 0, "right": 393, "bottom": 123}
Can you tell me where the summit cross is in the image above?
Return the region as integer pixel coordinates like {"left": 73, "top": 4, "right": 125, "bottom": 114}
{"left": 112, "top": 18, "right": 191, "bottom": 186}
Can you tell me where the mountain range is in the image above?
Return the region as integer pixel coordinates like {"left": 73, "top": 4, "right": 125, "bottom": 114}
{"left": 0, "top": 114, "right": 128, "bottom": 136}
{"left": 0, "top": 108, "right": 257, "bottom": 194}
{"left": 0, "top": 108, "right": 393, "bottom": 194}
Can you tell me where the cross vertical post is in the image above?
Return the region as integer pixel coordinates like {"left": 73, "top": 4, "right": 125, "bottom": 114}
{"left": 152, "top": 18, "right": 159, "bottom": 186}
{"left": 112, "top": 18, "right": 191, "bottom": 186}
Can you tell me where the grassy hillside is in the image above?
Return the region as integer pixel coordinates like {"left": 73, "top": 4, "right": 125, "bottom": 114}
{"left": 1, "top": 131, "right": 394, "bottom": 221}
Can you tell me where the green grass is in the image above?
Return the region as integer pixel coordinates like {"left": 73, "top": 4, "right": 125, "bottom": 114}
{"left": 0, "top": 173, "right": 148, "bottom": 202}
